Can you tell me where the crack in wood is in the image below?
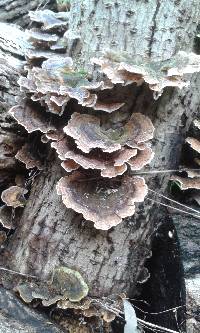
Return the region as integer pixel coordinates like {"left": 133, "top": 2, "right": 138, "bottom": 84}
{"left": 148, "top": 0, "right": 161, "bottom": 57}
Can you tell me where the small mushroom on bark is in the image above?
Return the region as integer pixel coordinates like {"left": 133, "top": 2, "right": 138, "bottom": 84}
{"left": 1, "top": 186, "right": 28, "bottom": 208}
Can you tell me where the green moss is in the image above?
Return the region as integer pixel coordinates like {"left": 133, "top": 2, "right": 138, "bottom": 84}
{"left": 59, "top": 69, "right": 89, "bottom": 87}
{"left": 52, "top": 266, "right": 89, "bottom": 302}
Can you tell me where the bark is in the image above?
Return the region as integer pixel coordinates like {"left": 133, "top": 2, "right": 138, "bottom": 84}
{"left": 0, "top": 1, "right": 200, "bottom": 332}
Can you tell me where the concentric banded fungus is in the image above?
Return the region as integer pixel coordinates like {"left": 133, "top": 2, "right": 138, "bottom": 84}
{"left": 57, "top": 296, "right": 123, "bottom": 323}
{"left": 57, "top": 297, "right": 92, "bottom": 310}
{"left": 64, "top": 112, "right": 154, "bottom": 153}
{"left": 16, "top": 266, "right": 89, "bottom": 305}
{"left": 9, "top": 102, "right": 56, "bottom": 134}
{"left": 92, "top": 51, "right": 200, "bottom": 94}
{"left": 52, "top": 138, "right": 138, "bottom": 177}
{"left": 1, "top": 186, "right": 28, "bottom": 208}
{"left": 171, "top": 119, "right": 200, "bottom": 192}
{"left": 9, "top": 9, "right": 156, "bottom": 230}
{"left": 19, "top": 55, "right": 112, "bottom": 113}
{"left": 56, "top": 171, "right": 148, "bottom": 230}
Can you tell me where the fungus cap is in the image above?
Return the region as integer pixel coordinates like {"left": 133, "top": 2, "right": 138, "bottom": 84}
{"left": 56, "top": 171, "right": 148, "bottom": 230}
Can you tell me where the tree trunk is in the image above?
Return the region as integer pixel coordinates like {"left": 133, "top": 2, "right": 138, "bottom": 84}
{"left": 0, "top": 1, "right": 200, "bottom": 332}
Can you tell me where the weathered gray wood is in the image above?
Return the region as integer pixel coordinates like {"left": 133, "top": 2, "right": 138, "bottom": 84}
{"left": 0, "top": 286, "right": 64, "bottom": 333}
{"left": 68, "top": 0, "right": 199, "bottom": 64}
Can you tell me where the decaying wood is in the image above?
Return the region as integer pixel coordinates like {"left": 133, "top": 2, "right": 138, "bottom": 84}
{"left": 0, "top": 1, "right": 200, "bottom": 332}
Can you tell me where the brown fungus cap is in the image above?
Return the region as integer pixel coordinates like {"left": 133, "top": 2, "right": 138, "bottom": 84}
{"left": 1, "top": 186, "right": 28, "bottom": 208}
{"left": 93, "top": 101, "right": 125, "bottom": 113}
{"left": 64, "top": 112, "right": 154, "bottom": 154}
{"left": 9, "top": 102, "right": 56, "bottom": 134}
{"left": 61, "top": 160, "right": 80, "bottom": 172}
{"left": 15, "top": 143, "right": 43, "bottom": 170}
{"left": 127, "top": 147, "right": 154, "bottom": 171}
{"left": 56, "top": 171, "right": 148, "bottom": 230}
{"left": 0, "top": 231, "right": 7, "bottom": 246}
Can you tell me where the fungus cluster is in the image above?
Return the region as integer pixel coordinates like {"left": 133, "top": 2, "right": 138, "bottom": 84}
{"left": 92, "top": 50, "right": 200, "bottom": 97}
{"left": 7, "top": 9, "right": 200, "bottom": 230}
{"left": 5, "top": 9, "right": 156, "bottom": 230}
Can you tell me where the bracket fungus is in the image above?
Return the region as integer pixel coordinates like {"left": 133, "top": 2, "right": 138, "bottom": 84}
{"left": 7, "top": 9, "right": 157, "bottom": 229}
{"left": 92, "top": 50, "right": 200, "bottom": 96}
{"left": 1, "top": 186, "right": 27, "bottom": 208}
{"left": 9, "top": 102, "right": 56, "bottom": 134}
{"left": 13, "top": 9, "right": 200, "bottom": 230}
{"left": 52, "top": 137, "right": 138, "bottom": 178}
{"left": 56, "top": 172, "right": 148, "bottom": 230}
{"left": 16, "top": 266, "right": 89, "bottom": 305}
{"left": 63, "top": 112, "right": 154, "bottom": 153}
